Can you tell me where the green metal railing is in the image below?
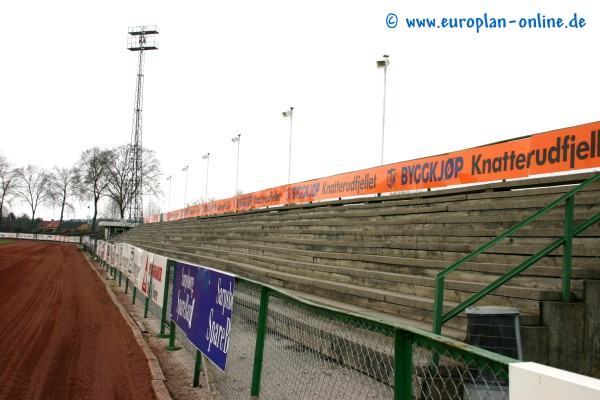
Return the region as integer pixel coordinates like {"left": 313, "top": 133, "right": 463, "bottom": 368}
{"left": 432, "top": 172, "right": 600, "bottom": 335}
{"left": 86, "top": 241, "right": 518, "bottom": 399}
{"left": 213, "top": 277, "right": 515, "bottom": 400}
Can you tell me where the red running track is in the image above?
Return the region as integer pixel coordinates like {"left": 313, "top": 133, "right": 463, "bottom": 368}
{"left": 0, "top": 241, "right": 156, "bottom": 400}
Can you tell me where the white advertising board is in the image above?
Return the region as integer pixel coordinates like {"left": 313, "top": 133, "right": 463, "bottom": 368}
{"left": 149, "top": 254, "right": 168, "bottom": 307}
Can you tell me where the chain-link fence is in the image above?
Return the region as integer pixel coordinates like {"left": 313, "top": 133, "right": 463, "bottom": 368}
{"left": 95, "top": 250, "right": 516, "bottom": 399}
{"left": 199, "top": 279, "right": 515, "bottom": 400}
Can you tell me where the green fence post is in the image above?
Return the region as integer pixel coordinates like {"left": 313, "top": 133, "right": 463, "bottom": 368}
{"left": 193, "top": 350, "right": 203, "bottom": 387}
{"left": 164, "top": 320, "right": 181, "bottom": 351}
{"left": 143, "top": 294, "right": 149, "bottom": 318}
{"left": 394, "top": 329, "right": 413, "bottom": 400}
{"left": 144, "top": 276, "right": 152, "bottom": 318}
{"left": 432, "top": 276, "right": 445, "bottom": 335}
{"left": 562, "top": 196, "right": 574, "bottom": 302}
{"left": 125, "top": 277, "right": 129, "bottom": 294}
{"left": 164, "top": 253, "right": 180, "bottom": 350}
{"left": 157, "top": 260, "right": 174, "bottom": 338}
{"left": 118, "top": 270, "right": 122, "bottom": 287}
{"left": 132, "top": 287, "right": 137, "bottom": 305}
{"left": 250, "top": 286, "right": 270, "bottom": 398}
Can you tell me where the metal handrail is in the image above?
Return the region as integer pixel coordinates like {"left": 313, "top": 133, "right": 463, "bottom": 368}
{"left": 432, "top": 172, "right": 600, "bottom": 335}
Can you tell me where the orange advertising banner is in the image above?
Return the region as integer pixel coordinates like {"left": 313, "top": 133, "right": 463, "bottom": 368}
{"left": 147, "top": 121, "right": 600, "bottom": 223}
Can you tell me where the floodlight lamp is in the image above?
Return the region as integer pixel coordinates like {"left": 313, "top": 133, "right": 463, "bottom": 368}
{"left": 232, "top": 135, "right": 240, "bottom": 143}
{"left": 202, "top": 153, "right": 210, "bottom": 160}
{"left": 282, "top": 110, "right": 292, "bottom": 118}
{"left": 377, "top": 57, "right": 390, "bottom": 69}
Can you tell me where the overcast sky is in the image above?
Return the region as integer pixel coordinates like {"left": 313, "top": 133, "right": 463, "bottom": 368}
{"left": 1, "top": 1, "right": 599, "bottom": 220}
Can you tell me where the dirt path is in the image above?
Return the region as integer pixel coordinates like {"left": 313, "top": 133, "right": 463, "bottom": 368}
{"left": 0, "top": 241, "right": 156, "bottom": 400}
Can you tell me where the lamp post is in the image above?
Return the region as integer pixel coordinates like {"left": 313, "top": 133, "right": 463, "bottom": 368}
{"left": 282, "top": 107, "right": 294, "bottom": 186}
{"left": 182, "top": 166, "right": 188, "bottom": 208}
{"left": 377, "top": 55, "right": 389, "bottom": 166}
{"left": 231, "top": 135, "right": 241, "bottom": 195}
{"left": 202, "top": 153, "right": 210, "bottom": 199}
{"left": 166, "top": 175, "right": 172, "bottom": 211}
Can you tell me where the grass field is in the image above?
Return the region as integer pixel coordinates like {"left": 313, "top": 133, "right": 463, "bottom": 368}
{"left": 0, "top": 239, "right": 14, "bottom": 245}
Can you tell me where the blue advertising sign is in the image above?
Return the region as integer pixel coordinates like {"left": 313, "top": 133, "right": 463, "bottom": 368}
{"left": 170, "top": 261, "right": 235, "bottom": 371}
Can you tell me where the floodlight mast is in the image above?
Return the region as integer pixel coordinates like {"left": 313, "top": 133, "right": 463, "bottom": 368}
{"left": 127, "top": 26, "right": 159, "bottom": 224}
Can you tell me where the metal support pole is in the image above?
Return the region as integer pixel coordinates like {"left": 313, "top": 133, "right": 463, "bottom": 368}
{"left": 394, "top": 329, "right": 413, "bottom": 400}
{"left": 183, "top": 166, "right": 189, "bottom": 208}
{"left": 432, "top": 276, "right": 445, "bottom": 335}
{"left": 205, "top": 154, "right": 210, "bottom": 199}
{"left": 236, "top": 138, "right": 240, "bottom": 195}
{"left": 250, "top": 286, "right": 270, "bottom": 398}
{"left": 562, "top": 196, "right": 574, "bottom": 302}
{"left": 287, "top": 108, "right": 293, "bottom": 187}
{"left": 144, "top": 266, "right": 152, "bottom": 318}
{"left": 163, "top": 320, "right": 181, "bottom": 351}
{"left": 164, "top": 254, "right": 181, "bottom": 350}
{"left": 167, "top": 175, "right": 172, "bottom": 212}
{"left": 144, "top": 294, "right": 150, "bottom": 318}
{"left": 381, "top": 65, "right": 387, "bottom": 166}
{"left": 193, "top": 350, "right": 203, "bottom": 387}
{"left": 157, "top": 260, "right": 173, "bottom": 338}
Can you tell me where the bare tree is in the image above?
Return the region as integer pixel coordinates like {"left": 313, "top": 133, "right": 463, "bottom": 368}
{"left": 144, "top": 198, "right": 161, "bottom": 217}
{"left": 105, "top": 144, "right": 162, "bottom": 219}
{"left": 75, "top": 147, "right": 114, "bottom": 229}
{"left": 14, "top": 165, "right": 53, "bottom": 224}
{"left": 104, "top": 145, "right": 133, "bottom": 220}
{"left": 0, "top": 154, "right": 19, "bottom": 224}
{"left": 100, "top": 199, "right": 121, "bottom": 220}
{"left": 140, "top": 147, "right": 163, "bottom": 210}
{"left": 51, "top": 166, "right": 77, "bottom": 228}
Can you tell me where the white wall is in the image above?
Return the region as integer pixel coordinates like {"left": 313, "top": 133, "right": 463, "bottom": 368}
{"left": 510, "top": 362, "right": 600, "bottom": 400}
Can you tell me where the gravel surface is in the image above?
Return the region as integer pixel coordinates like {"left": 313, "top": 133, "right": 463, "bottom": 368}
{"left": 0, "top": 241, "right": 156, "bottom": 400}
{"left": 101, "top": 259, "right": 220, "bottom": 400}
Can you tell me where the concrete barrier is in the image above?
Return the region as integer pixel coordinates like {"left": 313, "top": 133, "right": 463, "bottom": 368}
{"left": 510, "top": 362, "right": 600, "bottom": 399}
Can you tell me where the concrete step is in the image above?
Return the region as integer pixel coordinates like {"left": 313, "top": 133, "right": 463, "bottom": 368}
{"left": 116, "top": 172, "right": 600, "bottom": 340}
{"left": 216, "top": 241, "right": 578, "bottom": 293}
{"left": 125, "top": 241, "right": 479, "bottom": 331}
{"left": 127, "top": 237, "right": 549, "bottom": 320}
{"left": 140, "top": 184, "right": 600, "bottom": 230}
{"left": 121, "top": 229, "right": 598, "bottom": 282}
{"left": 155, "top": 230, "right": 599, "bottom": 261}
{"left": 145, "top": 218, "right": 600, "bottom": 247}
{"left": 138, "top": 231, "right": 597, "bottom": 279}
{"left": 130, "top": 222, "right": 598, "bottom": 252}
